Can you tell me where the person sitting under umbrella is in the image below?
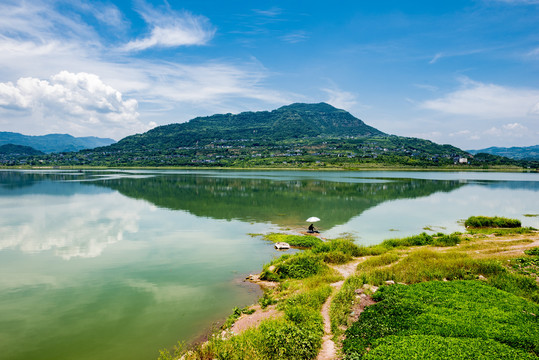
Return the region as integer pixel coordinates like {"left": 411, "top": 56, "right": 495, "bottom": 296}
{"left": 306, "top": 217, "right": 320, "bottom": 233}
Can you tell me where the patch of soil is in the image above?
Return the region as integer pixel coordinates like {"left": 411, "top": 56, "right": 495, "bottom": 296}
{"left": 348, "top": 288, "right": 377, "bottom": 324}
{"left": 229, "top": 305, "right": 281, "bottom": 335}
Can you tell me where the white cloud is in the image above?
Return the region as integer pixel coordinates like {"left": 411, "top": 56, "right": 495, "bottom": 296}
{"left": 0, "top": 192, "right": 142, "bottom": 260}
{"left": 322, "top": 88, "right": 358, "bottom": 111}
{"left": 281, "top": 31, "right": 308, "bottom": 43}
{"left": 123, "top": 3, "right": 215, "bottom": 51}
{"left": 421, "top": 77, "right": 539, "bottom": 118}
{"left": 429, "top": 52, "right": 443, "bottom": 64}
{"left": 0, "top": 71, "right": 150, "bottom": 139}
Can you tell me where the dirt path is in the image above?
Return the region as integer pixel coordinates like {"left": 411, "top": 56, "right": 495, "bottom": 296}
{"left": 316, "top": 258, "right": 365, "bottom": 360}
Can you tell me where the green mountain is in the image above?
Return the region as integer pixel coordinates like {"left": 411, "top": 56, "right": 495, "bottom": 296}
{"left": 112, "top": 102, "right": 385, "bottom": 150}
{"left": 0, "top": 132, "right": 116, "bottom": 153}
{"left": 0, "top": 144, "right": 44, "bottom": 156}
{"left": 15, "top": 103, "right": 534, "bottom": 168}
{"left": 467, "top": 145, "right": 539, "bottom": 161}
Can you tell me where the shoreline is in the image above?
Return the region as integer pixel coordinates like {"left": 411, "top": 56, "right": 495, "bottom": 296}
{"left": 167, "top": 228, "right": 539, "bottom": 359}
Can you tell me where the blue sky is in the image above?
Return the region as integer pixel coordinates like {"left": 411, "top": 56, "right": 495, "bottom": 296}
{"left": 0, "top": 0, "right": 538, "bottom": 149}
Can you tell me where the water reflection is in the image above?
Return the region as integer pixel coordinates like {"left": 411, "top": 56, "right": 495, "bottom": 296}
{"left": 0, "top": 169, "right": 537, "bottom": 360}
{"left": 91, "top": 172, "right": 466, "bottom": 229}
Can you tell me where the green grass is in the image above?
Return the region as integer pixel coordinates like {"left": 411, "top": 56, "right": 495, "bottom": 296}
{"left": 343, "top": 281, "right": 539, "bottom": 359}
{"left": 380, "top": 232, "right": 463, "bottom": 249}
{"left": 364, "top": 335, "right": 537, "bottom": 360}
{"left": 263, "top": 233, "right": 323, "bottom": 248}
{"left": 329, "top": 275, "right": 365, "bottom": 336}
{"left": 467, "top": 227, "right": 536, "bottom": 236}
{"left": 464, "top": 215, "right": 522, "bottom": 228}
{"left": 357, "top": 248, "right": 539, "bottom": 302}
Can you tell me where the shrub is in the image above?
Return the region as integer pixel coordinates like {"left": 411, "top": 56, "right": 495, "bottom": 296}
{"left": 432, "top": 233, "right": 461, "bottom": 246}
{"left": 525, "top": 247, "right": 539, "bottom": 256}
{"left": 259, "top": 291, "right": 277, "bottom": 309}
{"left": 260, "top": 252, "right": 325, "bottom": 280}
{"left": 464, "top": 216, "right": 521, "bottom": 228}
{"left": 256, "top": 318, "right": 323, "bottom": 360}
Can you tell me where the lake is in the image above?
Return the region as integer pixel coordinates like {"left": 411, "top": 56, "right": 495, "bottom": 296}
{"left": 0, "top": 169, "right": 538, "bottom": 360}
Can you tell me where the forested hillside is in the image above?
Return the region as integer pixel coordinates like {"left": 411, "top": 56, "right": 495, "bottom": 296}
{"left": 3, "top": 103, "right": 536, "bottom": 169}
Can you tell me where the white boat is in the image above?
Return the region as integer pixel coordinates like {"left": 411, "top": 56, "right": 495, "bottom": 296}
{"left": 274, "top": 242, "right": 290, "bottom": 249}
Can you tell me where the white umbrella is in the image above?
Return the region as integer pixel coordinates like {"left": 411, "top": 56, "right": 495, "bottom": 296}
{"left": 306, "top": 217, "right": 320, "bottom": 222}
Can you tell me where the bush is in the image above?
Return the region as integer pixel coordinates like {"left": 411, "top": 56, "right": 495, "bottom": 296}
{"left": 343, "top": 281, "right": 539, "bottom": 359}
{"left": 260, "top": 252, "right": 325, "bottom": 280}
{"left": 432, "top": 233, "right": 461, "bottom": 246}
{"left": 465, "top": 216, "right": 521, "bottom": 228}
{"left": 525, "top": 247, "right": 539, "bottom": 256}
{"left": 256, "top": 318, "right": 323, "bottom": 360}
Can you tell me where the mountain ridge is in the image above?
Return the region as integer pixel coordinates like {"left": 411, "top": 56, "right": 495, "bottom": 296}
{"left": 467, "top": 145, "right": 539, "bottom": 161}
{"left": 0, "top": 132, "right": 116, "bottom": 153}
{"left": 112, "top": 102, "right": 385, "bottom": 151}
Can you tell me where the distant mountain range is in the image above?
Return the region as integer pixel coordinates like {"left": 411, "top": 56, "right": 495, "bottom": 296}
{"left": 467, "top": 145, "right": 539, "bottom": 161}
{"left": 0, "top": 132, "right": 116, "bottom": 153}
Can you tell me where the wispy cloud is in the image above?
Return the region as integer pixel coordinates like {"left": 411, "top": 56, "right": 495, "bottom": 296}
{"left": 322, "top": 88, "right": 358, "bottom": 111}
{"left": 123, "top": 3, "right": 215, "bottom": 51}
{"left": 252, "top": 7, "right": 283, "bottom": 17}
{"left": 429, "top": 52, "right": 444, "bottom": 64}
{"left": 281, "top": 30, "right": 308, "bottom": 43}
{"left": 420, "top": 77, "right": 539, "bottom": 118}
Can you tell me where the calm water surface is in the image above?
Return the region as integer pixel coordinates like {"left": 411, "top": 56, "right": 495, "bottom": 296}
{"left": 0, "top": 169, "right": 538, "bottom": 360}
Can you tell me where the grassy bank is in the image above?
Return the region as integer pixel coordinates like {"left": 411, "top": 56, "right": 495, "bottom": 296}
{"left": 159, "top": 217, "right": 539, "bottom": 359}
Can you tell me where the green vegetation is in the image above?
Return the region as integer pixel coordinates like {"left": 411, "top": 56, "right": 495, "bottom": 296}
{"left": 159, "top": 238, "right": 361, "bottom": 360}
{"left": 263, "top": 233, "right": 322, "bottom": 248}
{"left": 160, "top": 218, "right": 539, "bottom": 360}
{"left": 465, "top": 215, "right": 522, "bottom": 228}
{"left": 364, "top": 335, "right": 537, "bottom": 360}
{"left": 343, "top": 281, "right": 539, "bottom": 359}
{"left": 6, "top": 103, "right": 535, "bottom": 169}
{"left": 223, "top": 306, "right": 256, "bottom": 329}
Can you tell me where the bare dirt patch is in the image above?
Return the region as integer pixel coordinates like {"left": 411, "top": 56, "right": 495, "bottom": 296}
{"left": 229, "top": 304, "right": 282, "bottom": 335}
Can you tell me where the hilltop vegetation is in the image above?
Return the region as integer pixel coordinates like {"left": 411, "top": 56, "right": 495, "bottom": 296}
{"left": 2, "top": 103, "right": 536, "bottom": 169}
